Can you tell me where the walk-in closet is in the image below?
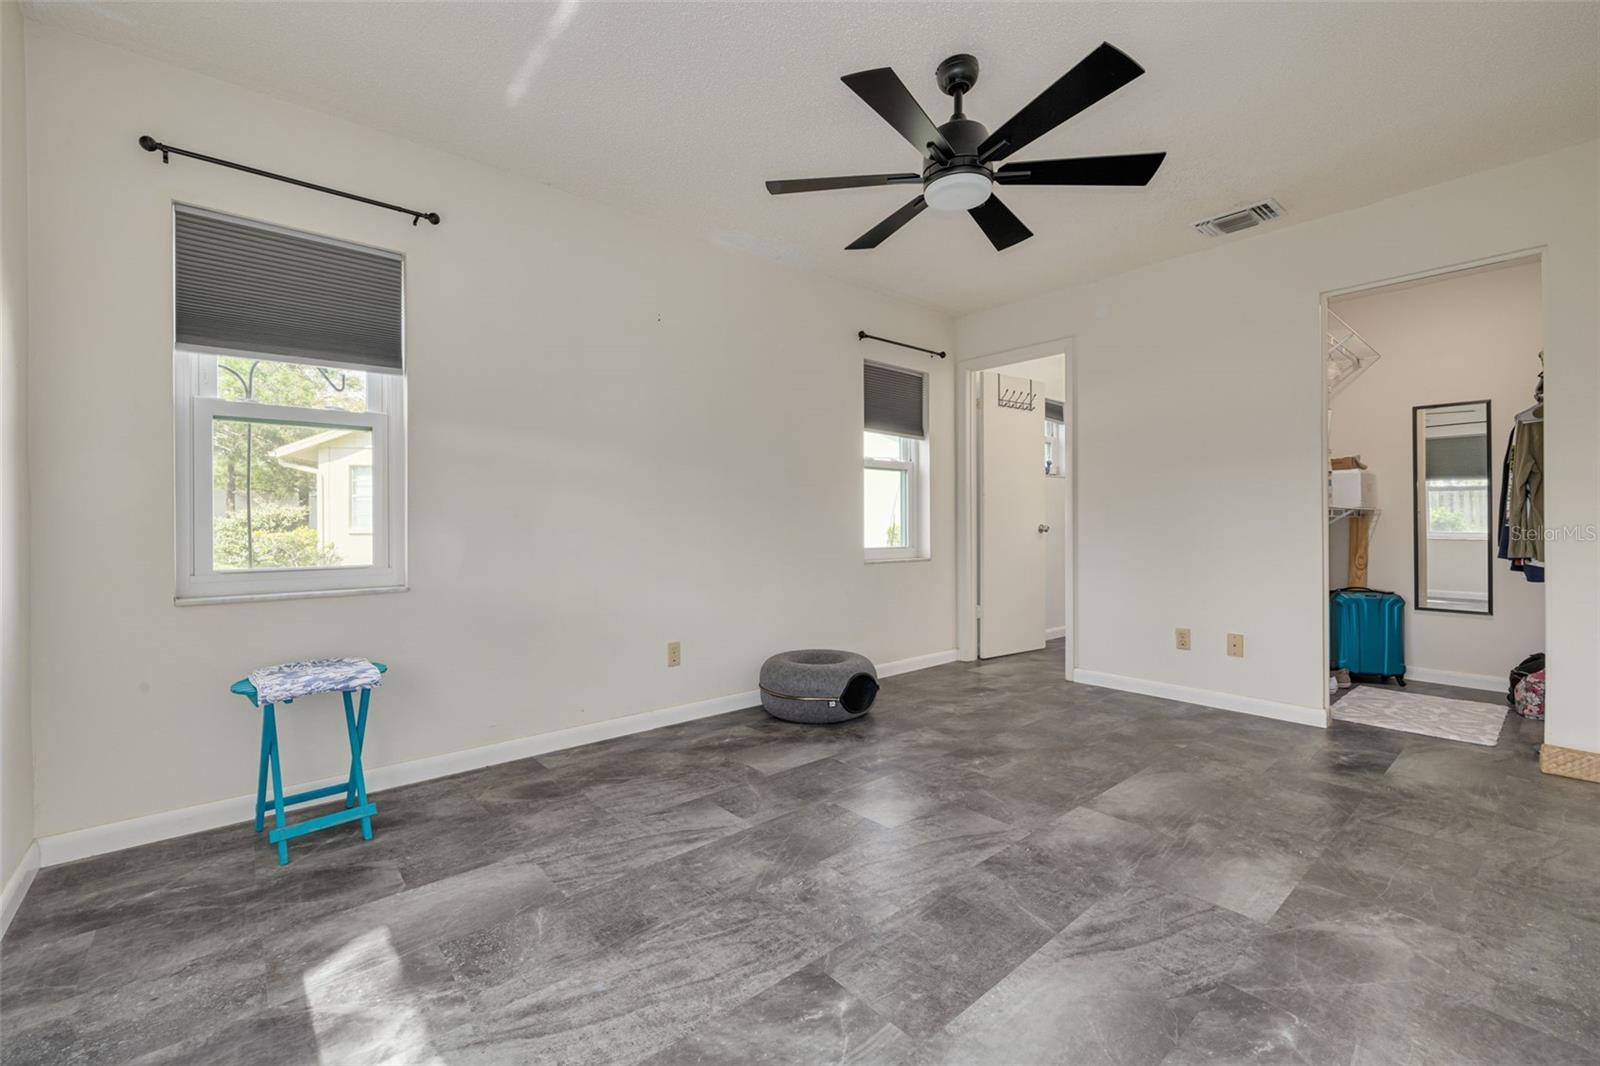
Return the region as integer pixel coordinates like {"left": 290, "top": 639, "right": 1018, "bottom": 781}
{"left": 1324, "top": 256, "right": 1546, "bottom": 745}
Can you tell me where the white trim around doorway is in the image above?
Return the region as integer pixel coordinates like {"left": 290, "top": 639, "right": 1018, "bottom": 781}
{"left": 955, "top": 337, "right": 1077, "bottom": 680}
{"left": 1318, "top": 246, "right": 1546, "bottom": 716}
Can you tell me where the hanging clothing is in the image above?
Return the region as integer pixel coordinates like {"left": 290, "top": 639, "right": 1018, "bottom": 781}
{"left": 1497, "top": 428, "right": 1515, "bottom": 562}
{"left": 1506, "top": 419, "right": 1544, "bottom": 565}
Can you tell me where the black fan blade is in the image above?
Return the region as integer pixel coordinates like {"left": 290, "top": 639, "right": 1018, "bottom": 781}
{"left": 766, "top": 173, "right": 921, "bottom": 195}
{"left": 841, "top": 68, "right": 953, "bottom": 158}
{"left": 977, "top": 43, "right": 1146, "bottom": 164}
{"left": 968, "top": 195, "right": 1032, "bottom": 251}
{"left": 846, "top": 196, "right": 927, "bottom": 250}
{"left": 996, "top": 152, "right": 1167, "bottom": 186}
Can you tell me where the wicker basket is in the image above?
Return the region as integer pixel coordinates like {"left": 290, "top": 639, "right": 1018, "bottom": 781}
{"left": 1540, "top": 744, "right": 1600, "bottom": 784}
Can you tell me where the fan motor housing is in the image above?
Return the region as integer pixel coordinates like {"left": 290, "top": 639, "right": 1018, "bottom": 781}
{"left": 937, "top": 117, "right": 989, "bottom": 157}
{"left": 925, "top": 116, "right": 992, "bottom": 190}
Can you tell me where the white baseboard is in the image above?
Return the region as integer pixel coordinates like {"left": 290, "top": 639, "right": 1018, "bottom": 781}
{"left": 878, "top": 649, "right": 960, "bottom": 677}
{"left": 1045, "top": 626, "right": 1068, "bottom": 640}
{"left": 1404, "top": 667, "right": 1506, "bottom": 693}
{"left": 36, "top": 648, "right": 961, "bottom": 868}
{"left": 1072, "top": 669, "right": 1328, "bottom": 729}
{"left": 1, "top": 841, "right": 41, "bottom": 937}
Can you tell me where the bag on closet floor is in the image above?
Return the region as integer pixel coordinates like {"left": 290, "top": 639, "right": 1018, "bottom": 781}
{"left": 1508, "top": 653, "right": 1545, "bottom": 705}
{"left": 1514, "top": 669, "right": 1546, "bottom": 721}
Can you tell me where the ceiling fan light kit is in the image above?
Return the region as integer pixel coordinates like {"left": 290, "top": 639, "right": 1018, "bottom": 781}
{"left": 925, "top": 171, "right": 992, "bottom": 212}
{"left": 766, "top": 43, "right": 1167, "bottom": 251}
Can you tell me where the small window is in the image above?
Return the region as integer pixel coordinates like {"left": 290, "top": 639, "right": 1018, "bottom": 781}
{"left": 864, "top": 432, "right": 920, "bottom": 557}
{"left": 173, "top": 206, "right": 406, "bottom": 603}
{"left": 863, "top": 362, "right": 928, "bottom": 562}
{"left": 1044, "top": 399, "right": 1066, "bottom": 477}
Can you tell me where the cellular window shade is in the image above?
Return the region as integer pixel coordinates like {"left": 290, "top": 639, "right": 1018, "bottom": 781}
{"left": 863, "top": 363, "right": 925, "bottom": 439}
{"left": 1426, "top": 434, "right": 1487, "bottom": 480}
{"left": 175, "top": 206, "right": 404, "bottom": 372}
{"left": 1045, "top": 399, "right": 1065, "bottom": 424}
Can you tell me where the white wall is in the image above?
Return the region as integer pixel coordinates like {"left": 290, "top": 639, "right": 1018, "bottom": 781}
{"left": 24, "top": 25, "right": 955, "bottom": 840}
{"left": 994, "top": 353, "right": 1067, "bottom": 633}
{"left": 957, "top": 143, "right": 1598, "bottom": 740}
{"left": 1328, "top": 260, "right": 1545, "bottom": 686}
{"left": 1, "top": 0, "right": 35, "bottom": 887}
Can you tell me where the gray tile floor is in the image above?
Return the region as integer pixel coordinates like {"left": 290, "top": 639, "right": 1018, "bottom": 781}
{"left": 5, "top": 647, "right": 1598, "bottom": 1065}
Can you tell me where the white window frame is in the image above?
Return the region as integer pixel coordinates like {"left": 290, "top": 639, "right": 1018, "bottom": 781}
{"left": 174, "top": 350, "right": 407, "bottom": 604}
{"left": 864, "top": 432, "right": 925, "bottom": 563}
{"left": 1044, "top": 416, "right": 1066, "bottom": 478}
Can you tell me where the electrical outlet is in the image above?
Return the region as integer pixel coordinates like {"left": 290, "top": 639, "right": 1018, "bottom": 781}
{"left": 667, "top": 641, "right": 682, "bottom": 668}
{"left": 1175, "top": 628, "right": 1191, "bottom": 651}
{"left": 1227, "top": 633, "right": 1245, "bottom": 658}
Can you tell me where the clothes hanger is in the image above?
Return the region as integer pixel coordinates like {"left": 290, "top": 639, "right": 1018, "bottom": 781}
{"left": 1516, "top": 360, "right": 1544, "bottom": 423}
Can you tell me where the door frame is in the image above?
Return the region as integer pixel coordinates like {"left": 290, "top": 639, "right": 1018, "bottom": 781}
{"left": 1319, "top": 247, "right": 1544, "bottom": 711}
{"left": 956, "top": 337, "right": 1077, "bottom": 677}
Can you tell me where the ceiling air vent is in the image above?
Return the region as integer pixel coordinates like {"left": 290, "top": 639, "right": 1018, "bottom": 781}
{"left": 1193, "top": 199, "right": 1285, "bottom": 237}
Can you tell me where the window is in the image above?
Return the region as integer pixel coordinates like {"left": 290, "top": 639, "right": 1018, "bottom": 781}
{"left": 1426, "top": 478, "right": 1490, "bottom": 537}
{"left": 173, "top": 206, "right": 406, "bottom": 602}
{"left": 864, "top": 431, "right": 918, "bottom": 556}
{"left": 863, "top": 362, "right": 927, "bottom": 562}
{"left": 1044, "top": 398, "right": 1066, "bottom": 477}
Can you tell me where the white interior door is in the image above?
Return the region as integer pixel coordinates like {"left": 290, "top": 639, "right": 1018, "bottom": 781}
{"left": 979, "top": 372, "right": 1048, "bottom": 659}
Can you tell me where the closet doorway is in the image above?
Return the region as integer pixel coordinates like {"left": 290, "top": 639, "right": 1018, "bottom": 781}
{"left": 956, "top": 339, "right": 1074, "bottom": 677}
{"left": 1321, "top": 253, "right": 1546, "bottom": 745}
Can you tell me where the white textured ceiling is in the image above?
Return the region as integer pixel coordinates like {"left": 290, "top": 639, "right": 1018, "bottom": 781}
{"left": 25, "top": 1, "right": 1600, "bottom": 314}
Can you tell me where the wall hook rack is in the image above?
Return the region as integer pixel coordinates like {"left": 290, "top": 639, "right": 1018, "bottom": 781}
{"left": 858, "top": 330, "right": 946, "bottom": 360}
{"left": 138, "top": 135, "right": 441, "bottom": 226}
{"left": 997, "top": 383, "right": 1036, "bottom": 411}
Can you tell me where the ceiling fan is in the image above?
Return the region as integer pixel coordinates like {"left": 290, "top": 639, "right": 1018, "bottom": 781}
{"left": 765, "top": 43, "right": 1166, "bottom": 251}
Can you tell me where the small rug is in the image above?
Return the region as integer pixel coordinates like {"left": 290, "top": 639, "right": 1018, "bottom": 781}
{"left": 1332, "top": 685, "right": 1507, "bottom": 746}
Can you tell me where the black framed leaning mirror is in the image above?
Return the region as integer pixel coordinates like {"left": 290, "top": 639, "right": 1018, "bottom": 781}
{"left": 1412, "top": 400, "right": 1493, "bottom": 614}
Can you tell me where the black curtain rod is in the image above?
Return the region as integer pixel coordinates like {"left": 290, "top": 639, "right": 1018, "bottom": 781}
{"left": 139, "top": 135, "right": 441, "bottom": 226}
{"left": 858, "top": 330, "right": 946, "bottom": 360}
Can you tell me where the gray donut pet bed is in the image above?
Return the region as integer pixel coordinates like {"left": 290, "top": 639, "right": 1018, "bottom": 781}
{"left": 759, "top": 649, "right": 879, "bottom": 724}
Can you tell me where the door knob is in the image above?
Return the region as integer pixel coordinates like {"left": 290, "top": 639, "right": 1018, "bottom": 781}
{"left": 1038, "top": 524, "right": 1051, "bottom": 533}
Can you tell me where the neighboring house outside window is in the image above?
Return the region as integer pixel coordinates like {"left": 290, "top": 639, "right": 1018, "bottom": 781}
{"left": 348, "top": 464, "right": 375, "bottom": 537}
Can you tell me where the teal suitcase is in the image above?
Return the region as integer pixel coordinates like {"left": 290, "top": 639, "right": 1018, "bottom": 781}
{"left": 1330, "top": 588, "right": 1406, "bottom": 685}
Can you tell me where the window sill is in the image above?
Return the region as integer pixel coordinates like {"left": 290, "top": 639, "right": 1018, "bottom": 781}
{"left": 175, "top": 584, "right": 409, "bottom": 607}
{"left": 864, "top": 554, "right": 931, "bottom": 565}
